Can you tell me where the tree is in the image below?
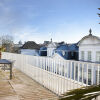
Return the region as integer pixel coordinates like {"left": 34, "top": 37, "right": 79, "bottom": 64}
{"left": 1, "top": 35, "right": 13, "bottom": 44}
{"left": 0, "top": 35, "right": 14, "bottom": 52}
{"left": 18, "top": 40, "right": 22, "bottom": 45}
{"left": 59, "top": 85, "right": 100, "bottom": 100}
{"left": 98, "top": 8, "right": 100, "bottom": 24}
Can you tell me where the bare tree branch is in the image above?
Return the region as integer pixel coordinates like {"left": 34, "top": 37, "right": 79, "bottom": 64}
{"left": 98, "top": 8, "right": 100, "bottom": 24}
{"left": 0, "top": 35, "right": 14, "bottom": 52}
{"left": 97, "top": 13, "right": 100, "bottom": 17}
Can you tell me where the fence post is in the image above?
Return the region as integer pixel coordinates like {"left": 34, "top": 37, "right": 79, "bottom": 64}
{"left": 97, "top": 65, "right": 99, "bottom": 85}
{"left": 86, "top": 64, "right": 88, "bottom": 86}
{"left": 77, "top": 62, "right": 80, "bottom": 88}
{"left": 91, "top": 64, "right": 94, "bottom": 85}
{"left": 82, "top": 63, "right": 84, "bottom": 85}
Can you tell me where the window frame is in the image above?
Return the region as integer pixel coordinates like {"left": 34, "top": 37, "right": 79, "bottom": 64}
{"left": 96, "top": 51, "right": 100, "bottom": 62}
{"left": 87, "top": 51, "right": 92, "bottom": 61}
{"left": 81, "top": 51, "right": 84, "bottom": 60}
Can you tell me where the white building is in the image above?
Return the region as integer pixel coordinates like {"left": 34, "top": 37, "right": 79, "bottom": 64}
{"left": 20, "top": 41, "right": 40, "bottom": 56}
{"left": 78, "top": 29, "right": 100, "bottom": 63}
{"left": 20, "top": 49, "right": 39, "bottom": 56}
{"left": 47, "top": 42, "right": 58, "bottom": 57}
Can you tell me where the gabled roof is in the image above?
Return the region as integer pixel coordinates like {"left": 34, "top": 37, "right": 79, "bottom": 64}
{"left": 78, "top": 34, "right": 100, "bottom": 46}
{"left": 21, "top": 41, "right": 41, "bottom": 50}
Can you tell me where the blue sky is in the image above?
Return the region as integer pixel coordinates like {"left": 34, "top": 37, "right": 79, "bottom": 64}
{"left": 0, "top": 0, "right": 100, "bottom": 43}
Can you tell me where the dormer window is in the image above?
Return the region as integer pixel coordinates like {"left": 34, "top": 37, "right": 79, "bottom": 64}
{"left": 62, "top": 51, "right": 65, "bottom": 56}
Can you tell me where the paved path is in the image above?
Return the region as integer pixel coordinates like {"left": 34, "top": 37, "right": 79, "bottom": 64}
{"left": 0, "top": 68, "right": 58, "bottom": 100}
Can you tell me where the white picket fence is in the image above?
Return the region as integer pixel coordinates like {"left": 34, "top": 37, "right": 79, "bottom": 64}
{"left": 1, "top": 52, "right": 100, "bottom": 96}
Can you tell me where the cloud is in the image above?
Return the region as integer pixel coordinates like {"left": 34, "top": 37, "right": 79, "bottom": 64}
{"left": 12, "top": 26, "right": 42, "bottom": 43}
{"left": 0, "top": 0, "right": 40, "bottom": 43}
{"left": 0, "top": 1, "right": 15, "bottom": 28}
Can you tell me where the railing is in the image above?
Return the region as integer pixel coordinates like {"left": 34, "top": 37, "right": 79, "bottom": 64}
{"left": 1, "top": 52, "right": 100, "bottom": 95}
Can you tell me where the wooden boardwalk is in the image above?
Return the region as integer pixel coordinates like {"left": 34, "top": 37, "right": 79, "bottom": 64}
{"left": 0, "top": 68, "right": 58, "bottom": 100}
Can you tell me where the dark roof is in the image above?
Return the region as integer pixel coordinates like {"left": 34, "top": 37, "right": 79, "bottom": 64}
{"left": 68, "top": 43, "right": 78, "bottom": 46}
{"left": 68, "top": 43, "right": 78, "bottom": 51}
{"left": 58, "top": 41, "right": 65, "bottom": 45}
{"left": 21, "top": 41, "right": 41, "bottom": 50}
{"left": 56, "top": 44, "right": 68, "bottom": 50}
{"left": 56, "top": 43, "right": 78, "bottom": 51}
{"left": 40, "top": 46, "right": 47, "bottom": 50}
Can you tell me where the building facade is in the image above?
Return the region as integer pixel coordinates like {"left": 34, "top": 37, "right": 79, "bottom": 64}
{"left": 47, "top": 42, "right": 58, "bottom": 57}
{"left": 20, "top": 41, "right": 41, "bottom": 56}
{"left": 78, "top": 30, "right": 100, "bottom": 63}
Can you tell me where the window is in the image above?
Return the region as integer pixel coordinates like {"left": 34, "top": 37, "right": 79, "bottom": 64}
{"left": 88, "top": 51, "right": 91, "bottom": 61}
{"left": 81, "top": 51, "right": 84, "bottom": 60}
{"left": 96, "top": 51, "right": 100, "bottom": 62}
{"left": 62, "top": 51, "right": 65, "bottom": 56}
{"left": 71, "top": 52, "right": 74, "bottom": 56}
{"left": 88, "top": 69, "right": 91, "bottom": 85}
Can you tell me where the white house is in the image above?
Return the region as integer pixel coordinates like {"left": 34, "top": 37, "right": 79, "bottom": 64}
{"left": 78, "top": 29, "right": 100, "bottom": 63}
{"left": 47, "top": 39, "right": 59, "bottom": 57}
{"left": 20, "top": 41, "right": 40, "bottom": 56}
{"left": 20, "top": 49, "right": 39, "bottom": 56}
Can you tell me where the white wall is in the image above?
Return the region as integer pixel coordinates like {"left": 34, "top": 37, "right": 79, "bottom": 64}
{"left": 47, "top": 42, "right": 57, "bottom": 57}
{"left": 47, "top": 48, "right": 56, "bottom": 57}
{"left": 79, "top": 45, "right": 100, "bottom": 62}
{"left": 79, "top": 36, "right": 100, "bottom": 62}
{"left": 2, "top": 52, "right": 100, "bottom": 99}
{"left": 21, "top": 49, "right": 39, "bottom": 56}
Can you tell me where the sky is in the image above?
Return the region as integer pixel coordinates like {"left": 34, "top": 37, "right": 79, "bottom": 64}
{"left": 0, "top": 0, "right": 100, "bottom": 44}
